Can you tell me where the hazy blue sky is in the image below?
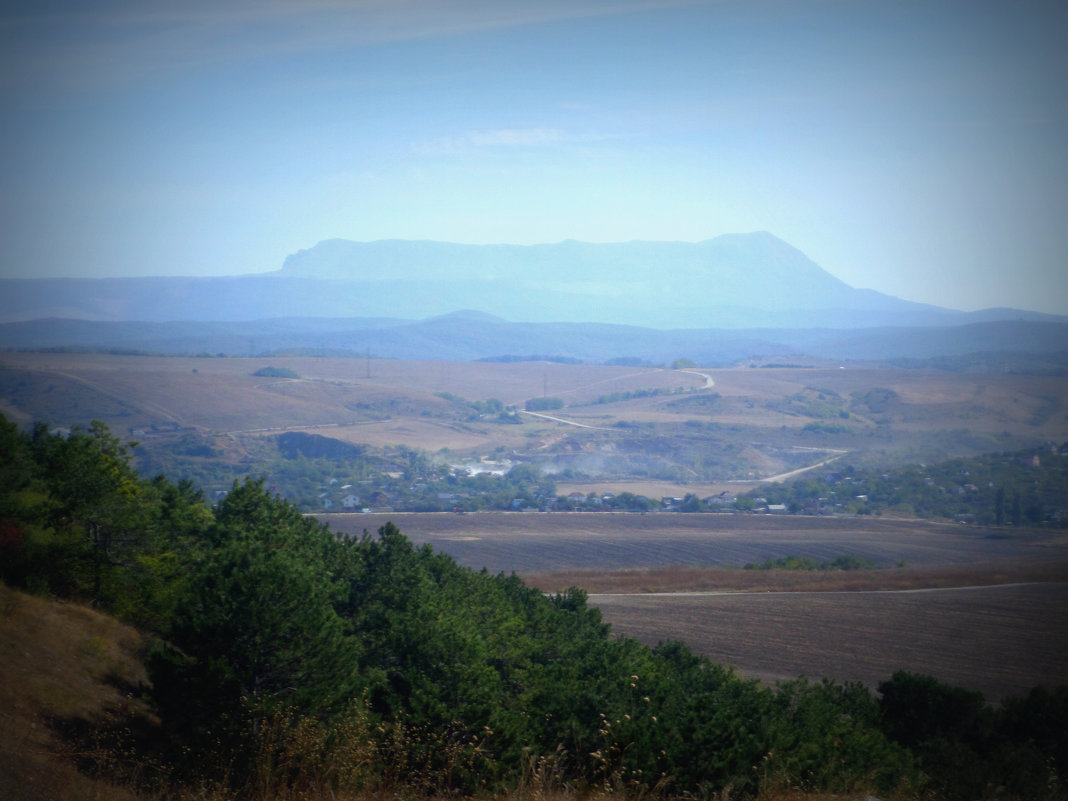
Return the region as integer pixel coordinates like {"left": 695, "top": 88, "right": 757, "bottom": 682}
{"left": 2, "top": 0, "right": 1066, "bottom": 314}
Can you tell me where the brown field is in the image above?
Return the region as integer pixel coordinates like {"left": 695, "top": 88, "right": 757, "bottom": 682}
{"left": 0, "top": 352, "right": 700, "bottom": 452}
{"left": 591, "top": 582, "right": 1068, "bottom": 701}
{"left": 325, "top": 511, "right": 1067, "bottom": 573}
{"left": 323, "top": 511, "right": 1068, "bottom": 700}
{"left": 2, "top": 354, "right": 1065, "bottom": 463}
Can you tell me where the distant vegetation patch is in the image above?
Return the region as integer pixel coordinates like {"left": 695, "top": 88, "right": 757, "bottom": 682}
{"left": 744, "top": 554, "right": 878, "bottom": 571}
{"left": 477, "top": 354, "right": 583, "bottom": 364}
{"left": 853, "top": 387, "right": 900, "bottom": 414}
{"left": 434, "top": 393, "right": 521, "bottom": 423}
{"left": 524, "top": 396, "right": 565, "bottom": 411}
{"left": 277, "top": 431, "right": 362, "bottom": 460}
{"left": 603, "top": 356, "right": 656, "bottom": 366}
{"left": 36, "top": 345, "right": 155, "bottom": 356}
{"left": 748, "top": 445, "right": 1068, "bottom": 525}
{"left": 802, "top": 421, "right": 853, "bottom": 434}
{"left": 252, "top": 366, "right": 299, "bottom": 378}
{"left": 666, "top": 392, "right": 722, "bottom": 413}
{"left": 593, "top": 387, "right": 671, "bottom": 404}
{"left": 762, "top": 389, "right": 850, "bottom": 421}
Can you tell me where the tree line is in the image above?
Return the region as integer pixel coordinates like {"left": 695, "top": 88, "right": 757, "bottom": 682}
{"left": 747, "top": 446, "right": 1068, "bottom": 524}
{"left": 1, "top": 414, "right": 1065, "bottom": 799}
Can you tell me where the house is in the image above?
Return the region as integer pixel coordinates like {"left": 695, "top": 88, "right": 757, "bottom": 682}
{"left": 341, "top": 494, "right": 361, "bottom": 509}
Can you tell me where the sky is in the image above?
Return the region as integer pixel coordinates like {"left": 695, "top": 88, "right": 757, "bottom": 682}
{"left": 1, "top": 0, "right": 1066, "bottom": 315}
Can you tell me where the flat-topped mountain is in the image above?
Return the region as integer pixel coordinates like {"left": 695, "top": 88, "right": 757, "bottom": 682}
{"left": 0, "top": 232, "right": 966, "bottom": 329}
{"left": 3, "top": 234, "right": 1063, "bottom": 345}
{"left": 273, "top": 232, "right": 935, "bottom": 324}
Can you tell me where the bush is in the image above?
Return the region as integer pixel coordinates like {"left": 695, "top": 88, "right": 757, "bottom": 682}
{"left": 524, "top": 397, "right": 564, "bottom": 412}
{"left": 252, "top": 366, "right": 299, "bottom": 378}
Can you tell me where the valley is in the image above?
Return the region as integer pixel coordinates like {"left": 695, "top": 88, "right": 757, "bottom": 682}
{"left": 2, "top": 351, "right": 1064, "bottom": 503}
{"left": 3, "top": 349, "right": 1066, "bottom": 702}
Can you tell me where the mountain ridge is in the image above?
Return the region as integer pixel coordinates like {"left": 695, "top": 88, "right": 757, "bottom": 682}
{"left": 1, "top": 233, "right": 1061, "bottom": 331}
{"left": 2, "top": 314, "right": 1066, "bottom": 367}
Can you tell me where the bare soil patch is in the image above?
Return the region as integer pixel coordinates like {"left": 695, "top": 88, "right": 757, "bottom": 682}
{"left": 590, "top": 582, "right": 1068, "bottom": 701}
{"left": 325, "top": 511, "right": 1066, "bottom": 573}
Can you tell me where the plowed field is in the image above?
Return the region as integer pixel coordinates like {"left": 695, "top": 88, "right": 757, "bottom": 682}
{"left": 323, "top": 511, "right": 1068, "bottom": 699}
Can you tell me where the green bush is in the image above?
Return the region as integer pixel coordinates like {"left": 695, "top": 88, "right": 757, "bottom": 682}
{"left": 252, "top": 366, "right": 299, "bottom": 378}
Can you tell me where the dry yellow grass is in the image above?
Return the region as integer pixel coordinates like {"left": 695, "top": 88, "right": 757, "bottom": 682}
{"left": 0, "top": 584, "right": 150, "bottom": 801}
{"left": 5, "top": 353, "right": 1065, "bottom": 450}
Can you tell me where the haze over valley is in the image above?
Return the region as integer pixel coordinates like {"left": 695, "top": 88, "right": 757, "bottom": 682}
{"left": 3, "top": 2, "right": 1067, "bottom": 799}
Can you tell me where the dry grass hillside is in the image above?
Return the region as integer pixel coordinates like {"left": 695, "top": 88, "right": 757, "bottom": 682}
{"left": 1, "top": 352, "right": 1065, "bottom": 496}
{"left": 0, "top": 583, "right": 151, "bottom": 801}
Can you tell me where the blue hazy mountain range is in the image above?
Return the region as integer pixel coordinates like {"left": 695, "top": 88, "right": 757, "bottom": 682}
{"left": 2, "top": 232, "right": 1065, "bottom": 363}
{"left": 7, "top": 231, "right": 1059, "bottom": 328}
{"left": 273, "top": 232, "right": 953, "bottom": 326}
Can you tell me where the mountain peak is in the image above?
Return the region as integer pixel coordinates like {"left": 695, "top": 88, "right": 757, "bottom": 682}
{"left": 262, "top": 233, "right": 922, "bottom": 326}
{"left": 1, "top": 233, "right": 952, "bottom": 328}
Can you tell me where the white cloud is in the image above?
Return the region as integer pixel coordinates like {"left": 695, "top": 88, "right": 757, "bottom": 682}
{"left": 414, "top": 127, "right": 620, "bottom": 156}
{"left": 468, "top": 128, "right": 565, "bottom": 147}
{"left": 1, "top": 0, "right": 700, "bottom": 95}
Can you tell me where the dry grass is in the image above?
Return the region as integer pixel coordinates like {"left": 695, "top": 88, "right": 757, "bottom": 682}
{"left": 0, "top": 584, "right": 151, "bottom": 801}
{"left": 3, "top": 353, "right": 1066, "bottom": 454}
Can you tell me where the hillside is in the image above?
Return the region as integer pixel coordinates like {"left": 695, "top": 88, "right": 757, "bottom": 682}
{"left": 1, "top": 352, "right": 1064, "bottom": 511}
{"left": 0, "top": 584, "right": 149, "bottom": 801}
{"left": 2, "top": 419, "right": 1065, "bottom": 800}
